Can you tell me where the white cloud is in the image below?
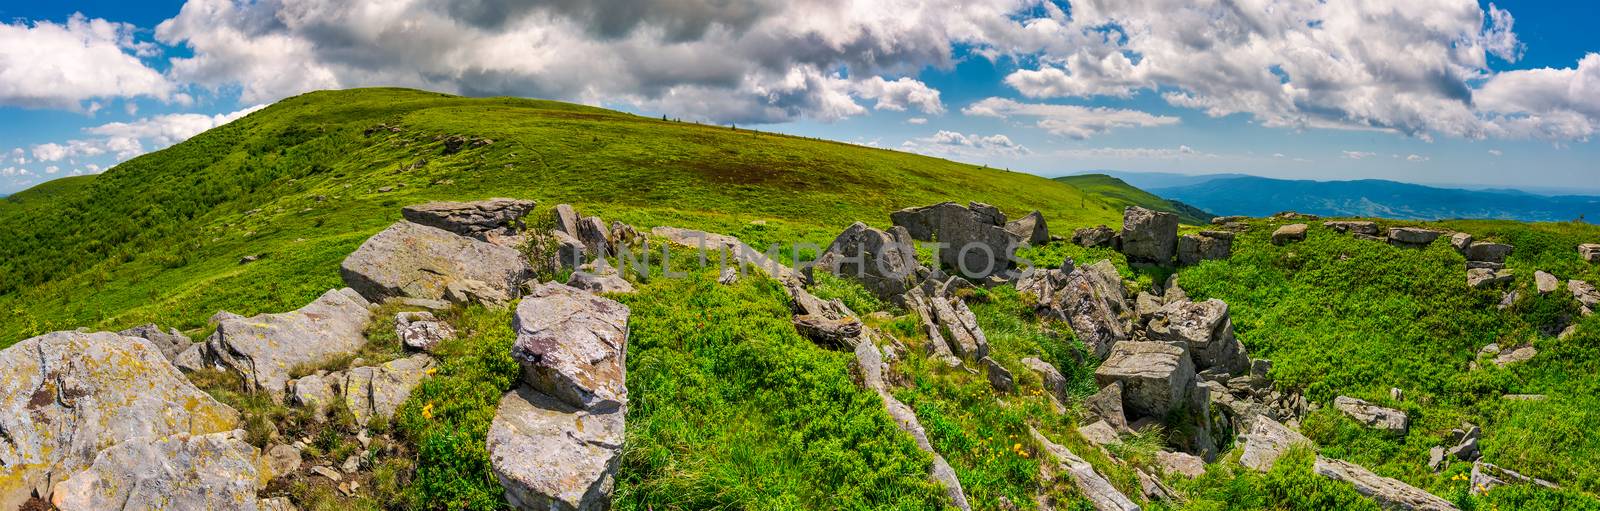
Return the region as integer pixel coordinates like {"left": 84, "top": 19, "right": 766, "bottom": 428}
{"left": 0, "top": 167, "right": 29, "bottom": 177}
{"left": 1343, "top": 151, "right": 1378, "bottom": 160}
{"left": 907, "top": 117, "right": 928, "bottom": 125}
{"left": 1056, "top": 146, "right": 1214, "bottom": 160}
{"left": 852, "top": 76, "right": 944, "bottom": 114}
{"left": 962, "top": 97, "right": 1178, "bottom": 138}
{"left": 902, "top": 130, "right": 1030, "bottom": 158}
{"left": 1475, "top": 53, "right": 1600, "bottom": 141}
{"left": 0, "top": 14, "right": 176, "bottom": 110}
{"left": 1405, "top": 154, "right": 1429, "bottom": 162}
{"left": 1488, "top": 149, "right": 1503, "bottom": 156}
{"left": 44, "top": 165, "right": 59, "bottom": 174}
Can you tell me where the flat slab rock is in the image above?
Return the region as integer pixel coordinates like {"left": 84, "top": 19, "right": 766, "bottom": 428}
{"left": 1239, "top": 416, "right": 1312, "bottom": 472}
{"left": 0, "top": 331, "right": 240, "bottom": 509}
{"left": 341, "top": 220, "right": 532, "bottom": 303}
{"left": 513, "top": 282, "right": 630, "bottom": 411}
{"left": 1030, "top": 427, "right": 1139, "bottom": 511}
{"left": 1314, "top": 457, "right": 1458, "bottom": 511}
{"left": 50, "top": 430, "right": 264, "bottom": 510}
{"left": 489, "top": 385, "right": 624, "bottom": 511}
{"left": 203, "top": 288, "right": 373, "bottom": 402}
{"left": 400, "top": 198, "right": 535, "bottom": 239}
{"left": 1334, "top": 396, "right": 1409, "bottom": 433}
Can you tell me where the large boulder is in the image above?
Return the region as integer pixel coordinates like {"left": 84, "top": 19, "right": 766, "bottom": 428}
{"left": 115, "top": 324, "right": 192, "bottom": 362}
{"left": 1314, "top": 457, "right": 1458, "bottom": 511}
{"left": 1333, "top": 396, "right": 1408, "bottom": 434}
{"left": 1535, "top": 270, "right": 1560, "bottom": 294}
{"left": 1388, "top": 227, "right": 1444, "bottom": 248}
{"left": 813, "top": 222, "right": 925, "bottom": 298}
{"left": 1121, "top": 206, "right": 1179, "bottom": 265}
{"left": 50, "top": 430, "right": 264, "bottom": 510}
{"left": 511, "top": 283, "right": 630, "bottom": 411}
{"left": 400, "top": 198, "right": 536, "bottom": 241}
{"left": 1271, "top": 224, "right": 1308, "bottom": 245}
{"left": 489, "top": 386, "right": 624, "bottom": 511}
{"left": 1003, "top": 211, "right": 1050, "bottom": 246}
{"left": 1147, "top": 299, "right": 1250, "bottom": 374}
{"left": 0, "top": 332, "right": 239, "bottom": 509}
{"left": 343, "top": 354, "right": 437, "bottom": 427}
{"left": 202, "top": 288, "right": 373, "bottom": 402}
{"left": 341, "top": 221, "right": 532, "bottom": 303}
{"left": 1464, "top": 242, "right": 1513, "bottom": 264}
{"left": 1094, "top": 341, "right": 1195, "bottom": 419}
{"left": 1072, "top": 225, "right": 1118, "bottom": 248}
{"left": 1015, "top": 260, "right": 1129, "bottom": 358}
{"left": 890, "top": 202, "right": 1020, "bottom": 278}
{"left": 1238, "top": 417, "right": 1312, "bottom": 472}
{"left": 1177, "top": 231, "right": 1233, "bottom": 265}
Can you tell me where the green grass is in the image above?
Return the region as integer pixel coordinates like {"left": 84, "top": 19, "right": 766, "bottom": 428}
{"left": 1054, "top": 174, "right": 1212, "bottom": 225}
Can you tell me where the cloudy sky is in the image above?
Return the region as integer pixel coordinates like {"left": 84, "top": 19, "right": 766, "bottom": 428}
{"left": 2, "top": 0, "right": 1598, "bottom": 194}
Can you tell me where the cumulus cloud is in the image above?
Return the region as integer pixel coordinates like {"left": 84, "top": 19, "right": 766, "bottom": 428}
{"left": 1405, "top": 154, "right": 1430, "bottom": 162}
{"left": 1475, "top": 53, "right": 1600, "bottom": 141}
{"left": 1343, "top": 151, "right": 1378, "bottom": 160}
{"left": 907, "top": 117, "right": 928, "bottom": 125}
{"left": 0, "top": 14, "right": 176, "bottom": 110}
{"left": 1488, "top": 149, "right": 1503, "bottom": 156}
{"left": 902, "top": 130, "right": 1030, "bottom": 158}
{"left": 962, "top": 97, "right": 1177, "bottom": 138}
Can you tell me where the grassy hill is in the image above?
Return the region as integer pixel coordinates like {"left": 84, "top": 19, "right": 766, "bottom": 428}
{"left": 0, "top": 87, "right": 1129, "bottom": 344}
{"left": 1055, "top": 173, "right": 1212, "bottom": 224}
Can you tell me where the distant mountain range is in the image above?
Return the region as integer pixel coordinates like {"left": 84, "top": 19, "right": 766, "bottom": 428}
{"left": 1080, "top": 171, "right": 1600, "bottom": 224}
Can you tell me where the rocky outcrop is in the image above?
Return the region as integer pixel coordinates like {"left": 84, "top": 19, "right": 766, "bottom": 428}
{"left": 511, "top": 283, "right": 630, "bottom": 411}
{"left": 902, "top": 280, "right": 991, "bottom": 361}
{"left": 341, "top": 221, "right": 532, "bottom": 303}
{"left": 0, "top": 331, "right": 240, "bottom": 509}
{"left": 1271, "top": 224, "right": 1308, "bottom": 245}
{"left": 793, "top": 314, "right": 864, "bottom": 348}
{"left": 1146, "top": 299, "right": 1249, "bottom": 374}
{"left": 1094, "top": 341, "right": 1195, "bottom": 419}
{"left": 1177, "top": 231, "right": 1233, "bottom": 265}
{"left": 115, "top": 323, "right": 192, "bottom": 362}
{"left": 397, "top": 311, "right": 455, "bottom": 352}
{"left": 1388, "top": 227, "right": 1443, "bottom": 248}
{"left": 813, "top": 222, "right": 925, "bottom": 298}
{"left": 890, "top": 202, "right": 1020, "bottom": 278}
{"left": 400, "top": 198, "right": 536, "bottom": 242}
{"left": 1333, "top": 396, "right": 1408, "bottom": 434}
{"left": 1004, "top": 211, "right": 1050, "bottom": 246}
{"left": 1314, "top": 457, "right": 1458, "bottom": 511}
{"left": 1073, "top": 225, "right": 1118, "bottom": 248}
{"left": 1325, "top": 221, "right": 1378, "bottom": 236}
{"left": 1238, "top": 417, "right": 1311, "bottom": 472}
{"left": 1121, "top": 206, "right": 1179, "bottom": 265}
{"left": 856, "top": 342, "right": 971, "bottom": 510}
{"left": 343, "top": 354, "right": 436, "bottom": 427}
{"left": 1014, "top": 260, "right": 1129, "bottom": 358}
{"left": 1580, "top": 244, "right": 1600, "bottom": 264}
{"left": 200, "top": 288, "right": 373, "bottom": 402}
{"left": 489, "top": 386, "right": 624, "bottom": 511}
{"left": 50, "top": 430, "right": 264, "bottom": 510}
{"left": 1030, "top": 427, "right": 1140, "bottom": 511}
{"left": 289, "top": 371, "right": 340, "bottom": 419}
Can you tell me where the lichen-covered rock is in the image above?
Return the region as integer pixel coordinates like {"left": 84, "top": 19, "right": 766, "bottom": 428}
{"left": 1570, "top": 279, "right": 1599, "bottom": 311}
{"left": 1450, "top": 232, "right": 1474, "bottom": 252}
{"left": 1094, "top": 341, "right": 1195, "bottom": 419}
{"left": 1314, "top": 457, "right": 1458, "bottom": 511}
{"left": 1004, "top": 211, "right": 1050, "bottom": 246}
{"left": 814, "top": 222, "right": 925, "bottom": 298}
{"left": 343, "top": 354, "right": 436, "bottom": 427}
{"left": 488, "top": 386, "right": 623, "bottom": 511}
{"left": 1147, "top": 298, "right": 1249, "bottom": 374}
{"left": 341, "top": 221, "right": 531, "bottom": 303}
{"left": 202, "top": 288, "right": 373, "bottom": 402}
{"left": 1084, "top": 381, "right": 1130, "bottom": 432}
{"left": 50, "top": 430, "right": 263, "bottom": 511}
{"left": 1015, "top": 260, "right": 1129, "bottom": 358}
{"left": 1158, "top": 451, "right": 1207, "bottom": 478}
{"left": 396, "top": 311, "right": 455, "bottom": 352}
{"left": 400, "top": 198, "right": 536, "bottom": 241}
{"left": 1177, "top": 232, "right": 1232, "bottom": 265}
{"left": 512, "top": 283, "right": 630, "bottom": 411}
{"left": 1470, "top": 461, "right": 1557, "bottom": 496}
{"left": 0, "top": 331, "right": 239, "bottom": 509}
{"left": 1238, "top": 417, "right": 1312, "bottom": 472}
{"left": 1271, "top": 224, "right": 1308, "bottom": 245}
{"left": 116, "top": 324, "right": 192, "bottom": 362}
{"left": 1121, "top": 206, "right": 1179, "bottom": 265}
{"left": 1333, "top": 396, "right": 1408, "bottom": 434}
{"left": 288, "top": 371, "right": 340, "bottom": 419}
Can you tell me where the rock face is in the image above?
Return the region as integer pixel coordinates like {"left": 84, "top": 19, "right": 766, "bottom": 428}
{"left": 1121, "top": 206, "right": 1179, "bottom": 265}
{"left": 512, "top": 283, "right": 630, "bottom": 411}
{"left": 1388, "top": 227, "right": 1443, "bottom": 248}
{"left": 1271, "top": 224, "right": 1308, "bottom": 245}
{"left": 1073, "top": 225, "right": 1118, "bottom": 248}
{"left": 814, "top": 222, "right": 925, "bottom": 298}
{"left": 1014, "top": 260, "right": 1129, "bottom": 358}
{"left": 1095, "top": 341, "right": 1195, "bottom": 418}
{"left": 343, "top": 354, "right": 436, "bottom": 427}
{"left": 1146, "top": 299, "right": 1249, "bottom": 374}
{"left": 50, "top": 430, "right": 263, "bottom": 511}
{"left": 1314, "top": 457, "right": 1458, "bottom": 511}
{"left": 890, "top": 202, "right": 1020, "bottom": 278}
{"left": 341, "top": 221, "right": 532, "bottom": 303}
{"left": 401, "top": 198, "right": 536, "bottom": 241}
{"left": 1030, "top": 427, "right": 1140, "bottom": 511}
{"left": 1325, "top": 221, "right": 1379, "bottom": 236}
{"left": 1177, "top": 231, "right": 1233, "bottom": 265}
{"left": 1238, "top": 417, "right": 1311, "bottom": 472}
{"left": 489, "top": 386, "right": 624, "bottom": 511}
{"left": 202, "top": 288, "right": 373, "bottom": 401}
{"left": 115, "top": 324, "right": 192, "bottom": 362}
{"left": 1534, "top": 270, "right": 1559, "bottom": 294}
{"left": 1004, "top": 211, "right": 1050, "bottom": 246}
{"left": 397, "top": 311, "right": 455, "bottom": 352}
{"left": 1580, "top": 244, "right": 1600, "bottom": 263}
{"left": 1333, "top": 396, "right": 1408, "bottom": 434}
{"left": 0, "top": 331, "right": 239, "bottom": 509}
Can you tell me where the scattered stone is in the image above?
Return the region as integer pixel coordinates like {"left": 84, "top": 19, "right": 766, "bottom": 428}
{"left": 1271, "top": 224, "right": 1308, "bottom": 245}
{"left": 567, "top": 268, "right": 636, "bottom": 294}
{"left": 1314, "top": 457, "right": 1458, "bottom": 511}
{"left": 1147, "top": 298, "right": 1250, "bottom": 374}
{"left": 1239, "top": 417, "right": 1313, "bottom": 472}
{"left": 115, "top": 323, "right": 192, "bottom": 362}
{"left": 1325, "top": 221, "right": 1379, "bottom": 236}
{"left": 342, "top": 454, "right": 361, "bottom": 474}
{"left": 1428, "top": 447, "right": 1447, "bottom": 472}
{"left": 1464, "top": 242, "right": 1513, "bottom": 264}
{"left": 1094, "top": 341, "right": 1196, "bottom": 419}
{"left": 983, "top": 357, "right": 1015, "bottom": 393}
{"left": 267, "top": 443, "right": 303, "bottom": 479}
{"left": 1021, "top": 357, "right": 1068, "bottom": 405}
{"left": 488, "top": 385, "right": 624, "bottom": 511}
{"left": 343, "top": 354, "right": 437, "bottom": 427}
{"left": 1137, "top": 468, "right": 1180, "bottom": 503}
{"left": 289, "top": 371, "right": 340, "bottom": 419}
{"left": 1388, "top": 227, "right": 1444, "bottom": 248}
{"left": 1466, "top": 261, "right": 1505, "bottom": 270}
{"left": 1251, "top": 358, "right": 1272, "bottom": 379}
{"left": 512, "top": 282, "right": 630, "bottom": 411}
{"left": 1498, "top": 290, "right": 1518, "bottom": 310}
{"left": 50, "top": 430, "right": 263, "bottom": 511}
{"left": 1121, "top": 206, "right": 1180, "bottom": 265}
{"left": 1467, "top": 268, "right": 1514, "bottom": 289}
{"left": 793, "top": 314, "right": 864, "bottom": 348}
{"left": 1333, "top": 396, "right": 1408, "bottom": 434}
{"left": 1158, "top": 451, "right": 1207, "bottom": 478}
{"left": 813, "top": 222, "right": 925, "bottom": 298}
{"left": 444, "top": 278, "right": 512, "bottom": 306}
{"left": 1212, "top": 216, "right": 1250, "bottom": 225}
{"left": 401, "top": 198, "right": 536, "bottom": 241}
{"left": 312, "top": 466, "right": 342, "bottom": 482}
{"left": 1072, "top": 225, "right": 1118, "bottom": 248}
{"left": 1471, "top": 461, "right": 1557, "bottom": 495}
{"left": 341, "top": 220, "right": 532, "bottom": 303}
{"left": 260, "top": 496, "right": 297, "bottom": 511}
{"left": 1079, "top": 420, "right": 1121, "bottom": 448}
{"left": 1579, "top": 244, "right": 1600, "bottom": 264}
{"left": 396, "top": 311, "right": 456, "bottom": 352}
{"left": 1534, "top": 270, "right": 1559, "bottom": 294}
{"left": 203, "top": 288, "right": 373, "bottom": 401}
{"left": 717, "top": 267, "right": 740, "bottom": 285}
{"left": 1503, "top": 394, "right": 1548, "bottom": 401}
{"left": 1004, "top": 211, "right": 1051, "bottom": 246}
{"left": 1492, "top": 345, "right": 1536, "bottom": 367}
{"left": 1030, "top": 427, "right": 1140, "bottom": 511}
{"left": 574, "top": 216, "right": 612, "bottom": 257}
{"left": 1450, "top": 232, "right": 1474, "bottom": 252}
{"left": 1448, "top": 437, "right": 1480, "bottom": 462}
{"left": 1571, "top": 280, "right": 1599, "bottom": 311}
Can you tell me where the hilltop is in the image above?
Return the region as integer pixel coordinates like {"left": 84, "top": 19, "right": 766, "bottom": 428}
{"left": 1054, "top": 174, "right": 1213, "bottom": 225}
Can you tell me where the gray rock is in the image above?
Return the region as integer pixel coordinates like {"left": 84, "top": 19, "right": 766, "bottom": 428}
{"left": 1085, "top": 381, "right": 1129, "bottom": 432}
{"left": 551, "top": 230, "right": 588, "bottom": 269}
{"left": 1570, "top": 279, "right": 1599, "bottom": 310}
{"left": 1450, "top": 232, "right": 1474, "bottom": 252}
{"left": 1094, "top": 341, "right": 1195, "bottom": 419}
{"left": 260, "top": 496, "right": 297, "bottom": 511}
{"left": 1177, "top": 233, "right": 1232, "bottom": 265}
{"left": 1021, "top": 357, "right": 1068, "bottom": 404}
{"left": 1004, "top": 211, "right": 1050, "bottom": 246}
{"left": 1470, "top": 461, "right": 1557, "bottom": 496}
{"left": 489, "top": 385, "right": 624, "bottom": 511}
{"left": 552, "top": 204, "right": 581, "bottom": 237}
{"left": 343, "top": 354, "right": 437, "bottom": 427}
{"left": 1467, "top": 268, "right": 1514, "bottom": 289}
{"left": 814, "top": 222, "right": 924, "bottom": 298}
{"left": 1492, "top": 344, "right": 1536, "bottom": 367}
{"left": 289, "top": 371, "right": 340, "bottom": 419}
{"left": 1325, "top": 221, "right": 1379, "bottom": 236}
{"left": 854, "top": 343, "right": 972, "bottom": 510}
{"left": 1333, "top": 396, "right": 1408, "bottom": 434}
{"left": 1314, "top": 457, "right": 1458, "bottom": 511}
{"left": 50, "top": 430, "right": 262, "bottom": 511}
{"left": 1580, "top": 244, "right": 1600, "bottom": 264}
{"left": 342, "top": 454, "right": 360, "bottom": 474}
{"left": 926, "top": 289, "right": 990, "bottom": 359}
{"left": 968, "top": 201, "right": 1005, "bottom": 225}
{"left": 341, "top": 221, "right": 532, "bottom": 303}
{"left": 1466, "top": 261, "right": 1505, "bottom": 270}
{"left": 793, "top": 314, "right": 864, "bottom": 348}
{"left": 202, "top": 288, "right": 373, "bottom": 402}
{"left": 444, "top": 279, "right": 512, "bottom": 306}
{"left": 1535, "top": 270, "right": 1560, "bottom": 294}
{"left": 1250, "top": 358, "right": 1272, "bottom": 379}
{"left": 512, "top": 283, "right": 630, "bottom": 411}
{"left": 401, "top": 198, "right": 536, "bottom": 240}
{"left": 1137, "top": 468, "right": 1179, "bottom": 503}
{"left": 312, "top": 466, "right": 342, "bottom": 482}
{"left": 1238, "top": 417, "right": 1312, "bottom": 472}
{"left": 1428, "top": 446, "right": 1447, "bottom": 472}
{"left": 1030, "top": 427, "right": 1140, "bottom": 511}
{"left": 1271, "top": 224, "right": 1308, "bottom": 245}
{"left": 397, "top": 311, "right": 456, "bottom": 352}
{"left": 1079, "top": 420, "right": 1121, "bottom": 448}
{"left": 890, "top": 202, "right": 1020, "bottom": 278}
{"left": 567, "top": 269, "right": 636, "bottom": 294}
{"left": 1147, "top": 298, "right": 1250, "bottom": 374}
{"left": 1388, "top": 227, "right": 1444, "bottom": 248}
{"left": 173, "top": 341, "right": 209, "bottom": 372}
{"left": 983, "top": 357, "right": 1015, "bottom": 393}
{"left": 1464, "top": 242, "right": 1513, "bottom": 263}
{"left": 1121, "top": 206, "right": 1179, "bottom": 265}
{"left": 0, "top": 332, "right": 240, "bottom": 509}
{"left": 575, "top": 216, "right": 611, "bottom": 257}
{"left": 1072, "top": 225, "right": 1118, "bottom": 248}
{"left": 116, "top": 323, "right": 192, "bottom": 362}
{"left": 608, "top": 221, "right": 641, "bottom": 249}
{"left": 267, "top": 443, "right": 302, "bottom": 479}
{"left": 1157, "top": 450, "right": 1207, "bottom": 478}
{"left": 1014, "top": 261, "right": 1129, "bottom": 358}
{"left": 1448, "top": 437, "right": 1480, "bottom": 462}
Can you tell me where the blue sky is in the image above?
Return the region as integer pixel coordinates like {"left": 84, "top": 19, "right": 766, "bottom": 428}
{"left": 2, "top": 0, "right": 1597, "bottom": 195}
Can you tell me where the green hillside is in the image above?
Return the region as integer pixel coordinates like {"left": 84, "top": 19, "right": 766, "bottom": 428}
{"left": 0, "top": 88, "right": 1126, "bottom": 343}
{"left": 1056, "top": 173, "right": 1212, "bottom": 225}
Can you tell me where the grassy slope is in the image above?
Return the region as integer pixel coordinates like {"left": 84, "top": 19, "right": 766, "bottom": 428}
{"left": 0, "top": 87, "right": 1126, "bottom": 346}
{"left": 1055, "top": 174, "right": 1212, "bottom": 225}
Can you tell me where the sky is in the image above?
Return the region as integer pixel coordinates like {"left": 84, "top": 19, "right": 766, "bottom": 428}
{"left": 1, "top": 0, "right": 1598, "bottom": 195}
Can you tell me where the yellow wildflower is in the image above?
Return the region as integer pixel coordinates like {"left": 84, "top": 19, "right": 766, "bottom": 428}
{"left": 422, "top": 402, "right": 435, "bottom": 420}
